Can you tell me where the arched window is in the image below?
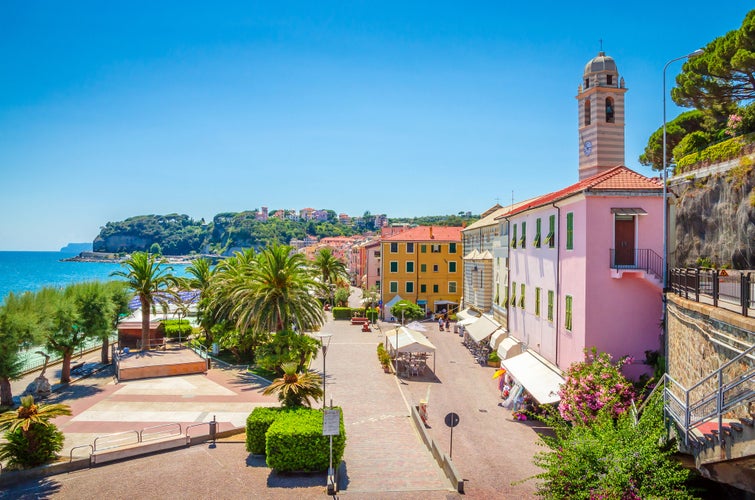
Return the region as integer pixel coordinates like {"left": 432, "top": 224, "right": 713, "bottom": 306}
{"left": 584, "top": 99, "right": 591, "bottom": 126}
{"left": 605, "top": 97, "right": 614, "bottom": 123}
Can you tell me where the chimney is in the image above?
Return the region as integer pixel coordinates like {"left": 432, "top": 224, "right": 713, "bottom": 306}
{"left": 429, "top": 226, "right": 434, "bottom": 239}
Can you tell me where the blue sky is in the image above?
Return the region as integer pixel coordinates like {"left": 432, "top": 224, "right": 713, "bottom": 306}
{"left": 1, "top": 2, "right": 751, "bottom": 250}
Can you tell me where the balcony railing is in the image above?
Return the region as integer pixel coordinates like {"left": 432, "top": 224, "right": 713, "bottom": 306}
{"left": 669, "top": 268, "right": 754, "bottom": 317}
{"left": 609, "top": 248, "right": 663, "bottom": 282}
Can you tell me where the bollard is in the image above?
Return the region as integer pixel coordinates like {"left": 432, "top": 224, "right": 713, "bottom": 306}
{"left": 209, "top": 415, "right": 217, "bottom": 442}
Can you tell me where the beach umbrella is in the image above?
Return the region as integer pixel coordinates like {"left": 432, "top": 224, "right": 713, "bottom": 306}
{"left": 492, "top": 368, "right": 506, "bottom": 379}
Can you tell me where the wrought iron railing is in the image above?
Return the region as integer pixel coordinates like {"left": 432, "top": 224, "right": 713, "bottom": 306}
{"left": 609, "top": 248, "right": 664, "bottom": 282}
{"left": 669, "top": 268, "right": 754, "bottom": 317}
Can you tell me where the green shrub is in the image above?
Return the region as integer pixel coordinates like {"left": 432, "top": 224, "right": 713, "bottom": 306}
{"left": 265, "top": 407, "right": 346, "bottom": 472}
{"left": 377, "top": 344, "right": 392, "bottom": 367}
{"left": 332, "top": 307, "right": 352, "bottom": 320}
{"left": 488, "top": 350, "right": 501, "bottom": 364}
{"left": 677, "top": 133, "right": 753, "bottom": 172}
{"left": 366, "top": 308, "right": 378, "bottom": 322}
{"left": 254, "top": 330, "right": 320, "bottom": 374}
{"left": 672, "top": 131, "right": 709, "bottom": 161}
{"left": 0, "top": 424, "right": 65, "bottom": 469}
{"left": 246, "top": 407, "right": 283, "bottom": 454}
{"left": 162, "top": 319, "right": 193, "bottom": 339}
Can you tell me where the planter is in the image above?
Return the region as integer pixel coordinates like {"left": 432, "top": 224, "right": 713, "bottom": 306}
{"left": 487, "top": 360, "right": 499, "bottom": 368}
{"left": 382, "top": 364, "right": 391, "bottom": 373}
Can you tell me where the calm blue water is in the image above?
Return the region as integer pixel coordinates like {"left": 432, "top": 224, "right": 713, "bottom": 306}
{"left": 0, "top": 252, "right": 189, "bottom": 302}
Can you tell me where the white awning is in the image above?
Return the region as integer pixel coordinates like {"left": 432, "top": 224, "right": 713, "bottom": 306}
{"left": 456, "top": 307, "right": 480, "bottom": 322}
{"left": 465, "top": 314, "right": 502, "bottom": 344}
{"left": 501, "top": 352, "right": 565, "bottom": 405}
{"left": 385, "top": 326, "right": 436, "bottom": 353}
{"left": 610, "top": 207, "right": 647, "bottom": 216}
{"left": 458, "top": 316, "right": 479, "bottom": 326}
{"left": 496, "top": 336, "right": 522, "bottom": 360}
{"left": 489, "top": 329, "right": 507, "bottom": 350}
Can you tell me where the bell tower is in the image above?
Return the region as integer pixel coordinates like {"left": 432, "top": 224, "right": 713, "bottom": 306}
{"left": 576, "top": 51, "right": 627, "bottom": 180}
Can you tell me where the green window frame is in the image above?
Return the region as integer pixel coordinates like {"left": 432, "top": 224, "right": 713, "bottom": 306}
{"left": 565, "top": 295, "right": 573, "bottom": 331}
{"left": 406, "top": 282, "right": 414, "bottom": 293}
{"left": 449, "top": 281, "right": 457, "bottom": 293}
{"left": 547, "top": 290, "right": 554, "bottom": 321}
{"left": 510, "top": 282, "right": 517, "bottom": 306}
{"left": 390, "top": 261, "right": 398, "bottom": 273}
{"left": 406, "top": 261, "right": 414, "bottom": 273}
{"left": 546, "top": 214, "right": 555, "bottom": 248}
{"left": 502, "top": 287, "right": 508, "bottom": 307}
{"left": 433, "top": 284, "right": 439, "bottom": 293}
{"left": 535, "top": 287, "right": 541, "bottom": 316}
{"left": 389, "top": 281, "right": 398, "bottom": 293}
{"left": 449, "top": 242, "right": 457, "bottom": 253}
{"left": 519, "top": 284, "right": 525, "bottom": 309}
{"left": 511, "top": 224, "right": 517, "bottom": 248}
{"left": 420, "top": 263, "right": 427, "bottom": 272}
{"left": 420, "top": 284, "right": 427, "bottom": 293}
{"left": 421, "top": 244, "right": 427, "bottom": 253}
{"left": 534, "top": 218, "right": 541, "bottom": 248}
{"left": 520, "top": 222, "right": 526, "bottom": 248}
{"left": 566, "top": 212, "right": 574, "bottom": 250}
{"left": 449, "top": 261, "right": 457, "bottom": 273}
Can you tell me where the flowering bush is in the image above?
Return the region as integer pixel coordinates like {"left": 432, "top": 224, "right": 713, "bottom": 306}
{"left": 558, "top": 348, "right": 635, "bottom": 425}
{"left": 726, "top": 113, "right": 743, "bottom": 137}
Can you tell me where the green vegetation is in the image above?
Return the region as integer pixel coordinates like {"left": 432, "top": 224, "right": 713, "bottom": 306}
{"left": 161, "top": 318, "right": 193, "bottom": 339}
{"left": 0, "top": 395, "right": 71, "bottom": 469}
{"left": 377, "top": 343, "right": 391, "bottom": 368}
{"left": 262, "top": 362, "right": 323, "bottom": 408}
{"left": 390, "top": 300, "right": 425, "bottom": 323}
{"left": 0, "top": 293, "right": 38, "bottom": 407}
{"left": 245, "top": 406, "right": 280, "bottom": 454}
{"left": 641, "top": 10, "right": 755, "bottom": 172}
{"left": 254, "top": 330, "right": 319, "bottom": 375}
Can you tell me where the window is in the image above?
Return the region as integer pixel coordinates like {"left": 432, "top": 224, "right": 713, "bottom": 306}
{"left": 510, "top": 282, "right": 517, "bottom": 306}
{"left": 406, "top": 261, "right": 414, "bottom": 273}
{"left": 606, "top": 97, "right": 615, "bottom": 123}
{"left": 389, "top": 281, "right": 398, "bottom": 293}
{"left": 433, "top": 284, "right": 439, "bottom": 293}
{"left": 420, "top": 284, "right": 427, "bottom": 293}
{"left": 420, "top": 264, "right": 427, "bottom": 273}
{"left": 406, "top": 282, "right": 414, "bottom": 293}
{"left": 449, "top": 243, "right": 457, "bottom": 254}
{"left": 607, "top": 74, "right": 613, "bottom": 86}
{"left": 390, "top": 242, "right": 398, "bottom": 253}
{"left": 584, "top": 77, "right": 590, "bottom": 89}
{"left": 535, "top": 287, "right": 541, "bottom": 316}
{"left": 546, "top": 215, "right": 555, "bottom": 248}
{"left": 520, "top": 222, "right": 526, "bottom": 248}
{"left": 449, "top": 261, "right": 457, "bottom": 273}
{"left": 584, "top": 99, "right": 591, "bottom": 125}
{"left": 566, "top": 212, "right": 574, "bottom": 250}
{"left": 534, "top": 218, "right": 541, "bottom": 248}
{"left": 406, "top": 242, "right": 414, "bottom": 253}
{"left": 390, "top": 261, "right": 398, "bottom": 273}
{"left": 421, "top": 244, "right": 427, "bottom": 253}
{"left": 519, "top": 284, "right": 525, "bottom": 309}
{"left": 449, "top": 282, "right": 457, "bottom": 293}
{"left": 431, "top": 244, "right": 441, "bottom": 253}
{"left": 373, "top": 250, "right": 380, "bottom": 257}
{"left": 375, "top": 280, "right": 380, "bottom": 290}
{"left": 433, "top": 264, "right": 439, "bottom": 272}
{"left": 547, "top": 290, "right": 554, "bottom": 321}
{"left": 512, "top": 224, "right": 517, "bottom": 248}
{"left": 565, "top": 295, "right": 573, "bottom": 331}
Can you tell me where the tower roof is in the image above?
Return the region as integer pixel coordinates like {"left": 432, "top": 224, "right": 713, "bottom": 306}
{"left": 584, "top": 51, "right": 617, "bottom": 75}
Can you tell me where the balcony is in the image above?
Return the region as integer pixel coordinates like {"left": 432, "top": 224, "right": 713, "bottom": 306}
{"left": 609, "top": 248, "right": 663, "bottom": 287}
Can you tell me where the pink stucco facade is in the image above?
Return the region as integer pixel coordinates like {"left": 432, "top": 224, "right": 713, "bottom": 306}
{"left": 506, "top": 186, "right": 663, "bottom": 379}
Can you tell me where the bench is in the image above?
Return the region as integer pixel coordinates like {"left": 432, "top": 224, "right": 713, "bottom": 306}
{"left": 350, "top": 317, "right": 369, "bottom": 325}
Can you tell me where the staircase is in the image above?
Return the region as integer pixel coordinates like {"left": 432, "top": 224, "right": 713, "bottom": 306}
{"left": 661, "top": 343, "right": 755, "bottom": 492}
{"left": 609, "top": 248, "right": 664, "bottom": 288}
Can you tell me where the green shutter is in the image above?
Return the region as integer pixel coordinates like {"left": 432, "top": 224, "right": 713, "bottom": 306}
{"left": 565, "top": 295, "right": 573, "bottom": 330}
{"left": 512, "top": 224, "right": 517, "bottom": 248}
{"left": 535, "top": 287, "right": 541, "bottom": 316}
{"left": 566, "top": 213, "right": 574, "bottom": 250}
{"left": 535, "top": 218, "right": 541, "bottom": 247}
{"left": 548, "top": 290, "right": 554, "bottom": 321}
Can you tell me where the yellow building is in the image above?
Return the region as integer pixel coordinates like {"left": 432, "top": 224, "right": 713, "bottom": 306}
{"left": 380, "top": 226, "right": 463, "bottom": 318}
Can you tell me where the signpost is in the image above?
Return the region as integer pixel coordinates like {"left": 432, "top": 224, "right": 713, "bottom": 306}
{"left": 444, "top": 412, "right": 460, "bottom": 459}
{"left": 322, "top": 408, "right": 340, "bottom": 495}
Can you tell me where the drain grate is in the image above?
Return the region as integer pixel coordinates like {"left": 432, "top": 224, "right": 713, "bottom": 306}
{"left": 479, "top": 409, "right": 488, "bottom": 413}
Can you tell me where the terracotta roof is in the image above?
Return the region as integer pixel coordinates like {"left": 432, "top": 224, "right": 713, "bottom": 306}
{"left": 382, "top": 225, "right": 462, "bottom": 242}
{"left": 495, "top": 166, "right": 661, "bottom": 219}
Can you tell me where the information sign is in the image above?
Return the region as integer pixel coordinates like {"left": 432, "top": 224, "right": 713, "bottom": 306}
{"left": 323, "top": 409, "right": 341, "bottom": 436}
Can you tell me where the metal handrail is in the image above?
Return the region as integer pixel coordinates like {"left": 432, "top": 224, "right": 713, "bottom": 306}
{"left": 185, "top": 422, "right": 211, "bottom": 437}
{"left": 139, "top": 422, "right": 182, "bottom": 442}
{"left": 669, "top": 268, "right": 753, "bottom": 317}
{"left": 69, "top": 444, "right": 94, "bottom": 462}
{"left": 609, "top": 248, "right": 664, "bottom": 282}
{"left": 94, "top": 430, "right": 140, "bottom": 451}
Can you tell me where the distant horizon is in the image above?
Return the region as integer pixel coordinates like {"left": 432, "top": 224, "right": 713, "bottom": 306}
{"left": 2, "top": 3, "right": 751, "bottom": 251}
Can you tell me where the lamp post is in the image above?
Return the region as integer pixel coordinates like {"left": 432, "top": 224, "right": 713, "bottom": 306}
{"left": 315, "top": 333, "right": 333, "bottom": 410}
{"left": 662, "top": 48, "right": 704, "bottom": 290}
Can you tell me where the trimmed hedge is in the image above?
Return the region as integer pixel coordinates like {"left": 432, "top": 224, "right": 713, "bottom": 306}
{"left": 246, "top": 407, "right": 281, "bottom": 454}
{"left": 265, "top": 407, "right": 346, "bottom": 472}
{"left": 162, "top": 319, "right": 193, "bottom": 339}
{"left": 332, "top": 307, "right": 379, "bottom": 321}
{"left": 332, "top": 307, "right": 353, "bottom": 320}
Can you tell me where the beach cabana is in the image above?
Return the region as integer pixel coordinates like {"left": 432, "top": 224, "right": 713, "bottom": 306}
{"left": 385, "top": 326, "right": 437, "bottom": 374}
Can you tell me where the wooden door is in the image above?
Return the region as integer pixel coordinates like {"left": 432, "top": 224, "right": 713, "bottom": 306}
{"left": 614, "top": 217, "right": 635, "bottom": 266}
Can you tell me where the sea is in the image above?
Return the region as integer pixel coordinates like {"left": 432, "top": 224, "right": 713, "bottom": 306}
{"left": 0, "top": 251, "right": 190, "bottom": 302}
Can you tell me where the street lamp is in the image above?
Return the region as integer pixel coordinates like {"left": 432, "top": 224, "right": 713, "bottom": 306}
{"left": 662, "top": 48, "right": 704, "bottom": 290}
{"left": 315, "top": 333, "right": 333, "bottom": 409}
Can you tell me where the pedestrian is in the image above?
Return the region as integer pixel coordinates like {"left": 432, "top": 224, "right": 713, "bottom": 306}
{"left": 444, "top": 317, "right": 450, "bottom": 331}
{"left": 438, "top": 316, "right": 444, "bottom": 331}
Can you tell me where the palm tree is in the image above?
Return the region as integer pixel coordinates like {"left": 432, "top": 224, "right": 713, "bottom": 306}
{"left": 111, "top": 252, "right": 178, "bottom": 350}
{"left": 0, "top": 395, "right": 71, "bottom": 468}
{"left": 262, "top": 362, "right": 323, "bottom": 407}
{"left": 224, "top": 245, "right": 324, "bottom": 334}
{"left": 183, "top": 258, "right": 216, "bottom": 342}
{"left": 313, "top": 247, "right": 349, "bottom": 305}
